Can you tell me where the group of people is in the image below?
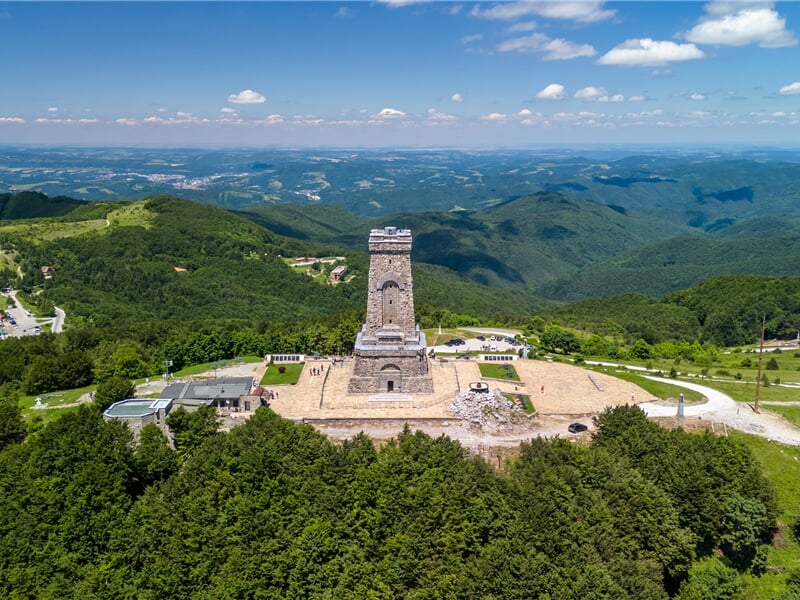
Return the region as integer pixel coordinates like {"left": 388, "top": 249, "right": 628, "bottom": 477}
{"left": 309, "top": 366, "right": 327, "bottom": 377}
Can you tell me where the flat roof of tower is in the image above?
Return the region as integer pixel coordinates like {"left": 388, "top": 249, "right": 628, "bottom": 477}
{"left": 370, "top": 226, "right": 411, "bottom": 237}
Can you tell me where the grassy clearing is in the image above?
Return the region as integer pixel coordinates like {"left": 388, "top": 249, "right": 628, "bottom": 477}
{"left": 106, "top": 202, "right": 157, "bottom": 229}
{"left": 261, "top": 363, "right": 304, "bottom": 385}
{"left": 587, "top": 366, "right": 706, "bottom": 402}
{"left": 503, "top": 393, "right": 535, "bottom": 414}
{"left": 695, "top": 379, "right": 800, "bottom": 404}
{"left": 0, "top": 218, "right": 108, "bottom": 242}
{"left": 479, "top": 362, "right": 520, "bottom": 381}
{"left": 761, "top": 404, "right": 800, "bottom": 428}
{"left": 731, "top": 432, "right": 800, "bottom": 598}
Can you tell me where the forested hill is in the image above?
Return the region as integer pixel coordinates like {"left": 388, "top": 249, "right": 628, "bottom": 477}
{"left": 0, "top": 404, "right": 779, "bottom": 598}
{"left": 241, "top": 193, "right": 800, "bottom": 302}
{"left": 242, "top": 191, "right": 696, "bottom": 292}
{"left": 542, "top": 275, "right": 800, "bottom": 347}
{"left": 0, "top": 191, "right": 87, "bottom": 220}
{"left": 3, "top": 194, "right": 542, "bottom": 327}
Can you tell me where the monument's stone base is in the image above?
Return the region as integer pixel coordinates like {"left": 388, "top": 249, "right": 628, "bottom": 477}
{"left": 348, "top": 345, "right": 434, "bottom": 395}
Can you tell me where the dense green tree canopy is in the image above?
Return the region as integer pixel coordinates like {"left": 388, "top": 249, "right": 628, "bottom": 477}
{"left": 0, "top": 406, "right": 780, "bottom": 598}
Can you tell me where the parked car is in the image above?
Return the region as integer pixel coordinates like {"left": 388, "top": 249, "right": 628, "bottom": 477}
{"left": 568, "top": 423, "right": 588, "bottom": 433}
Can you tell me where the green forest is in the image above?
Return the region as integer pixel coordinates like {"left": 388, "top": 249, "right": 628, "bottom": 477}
{"left": 0, "top": 404, "right": 787, "bottom": 599}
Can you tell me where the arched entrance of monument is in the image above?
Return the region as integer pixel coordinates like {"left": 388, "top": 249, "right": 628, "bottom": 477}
{"left": 380, "top": 364, "right": 402, "bottom": 393}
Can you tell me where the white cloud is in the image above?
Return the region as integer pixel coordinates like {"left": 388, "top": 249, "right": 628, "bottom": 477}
{"left": 255, "top": 114, "right": 285, "bottom": 125}
{"left": 427, "top": 108, "right": 457, "bottom": 121}
{"left": 518, "top": 108, "right": 533, "bottom": 116}
{"left": 690, "top": 92, "right": 706, "bottom": 101}
{"left": 598, "top": 38, "right": 705, "bottom": 66}
{"left": 473, "top": 1, "right": 615, "bottom": 23}
{"left": 685, "top": 3, "right": 797, "bottom": 48}
{"left": 779, "top": 82, "right": 800, "bottom": 95}
{"left": 574, "top": 86, "right": 606, "bottom": 100}
{"left": 78, "top": 118, "right": 99, "bottom": 124}
{"left": 292, "top": 115, "right": 325, "bottom": 125}
{"left": 450, "top": 92, "right": 464, "bottom": 102}
{"left": 508, "top": 21, "right": 537, "bottom": 33}
{"left": 115, "top": 118, "right": 139, "bottom": 126}
{"left": 628, "top": 95, "right": 646, "bottom": 102}
{"left": 480, "top": 112, "right": 509, "bottom": 121}
{"left": 536, "top": 83, "right": 566, "bottom": 100}
{"left": 227, "top": 89, "right": 266, "bottom": 104}
{"left": 375, "top": 108, "right": 406, "bottom": 118}
{"left": 575, "top": 87, "right": 624, "bottom": 102}
{"left": 461, "top": 33, "right": 483, "bottom": 44}
{"left": 47, "top": 107, "right": 58, "bottom": 113}
{"left": 334, "top": 7, "right": 352, "bottom": 18}
{"left": 498, "top": 33, "right": 596, "bottom": 60}
{"left": 220, "top": 107, "right": 238, "bottom": 115}
{"left": 0, "top": 117, "right": 25, "bottom": 124}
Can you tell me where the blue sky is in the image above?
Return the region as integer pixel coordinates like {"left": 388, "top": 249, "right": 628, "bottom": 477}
{"left": 1, "top": 1, "right": 799, "bottom": 147}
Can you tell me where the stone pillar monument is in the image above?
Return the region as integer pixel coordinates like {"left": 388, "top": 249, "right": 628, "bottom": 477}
{"left": 348, "top": 226, "right": 434, "bottom": 394}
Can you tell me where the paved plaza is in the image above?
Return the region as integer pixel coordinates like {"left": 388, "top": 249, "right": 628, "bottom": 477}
{"left": 254, "top": 356, "right": 654, "bottom": 421}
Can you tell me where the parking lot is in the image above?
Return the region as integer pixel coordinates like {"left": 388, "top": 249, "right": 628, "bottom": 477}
{"left": 431, "top": 333, "right": 525, "bottom": 355}
{"left": 1, "top": 290, "right": 50, "bottom": 339}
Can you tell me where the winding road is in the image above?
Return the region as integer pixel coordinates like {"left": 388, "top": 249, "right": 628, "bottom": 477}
{"left": 639, "top": 376, "right": 800, "bottom": 445}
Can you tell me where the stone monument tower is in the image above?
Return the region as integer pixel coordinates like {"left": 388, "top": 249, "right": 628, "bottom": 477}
{"left": 348, "top": 226, "right": 434, "bottom": 394}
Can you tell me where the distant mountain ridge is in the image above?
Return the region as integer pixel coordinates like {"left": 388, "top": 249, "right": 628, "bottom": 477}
{"left": 0, "top": 191, "right": 87, "bottom": 220}
{"left": 4, "top": 148, "right": 800, "bottom": 232}
{"left": 4, "top": 189, "right": 800, "bottom": 310}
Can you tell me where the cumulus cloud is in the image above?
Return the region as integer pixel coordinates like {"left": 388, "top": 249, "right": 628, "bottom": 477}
{"left": 115, "top": 118, "right": 139, "bottom": 126}
{"left": 427, "top": 108, "right": 457, "bottom": 121}
{"left": 374, "top": 108, "right": 406, "bottom": 118}
{"left": 227, "top": 89, "right": 266, "bottom": 104}
{"left": 0, "top": 117, "right": 25, "bottom": 124}
{"left": 473, "top": 1, "right": 615, "bottom": 23}
{"left": 47, "top": 107, "right": 58, "bottom": 113}
{"left": 574, "top": 87, "right": 624, "bottom": 102}
{"left": 685, "top": 3, "right": 797, "bottom": 48}
{"left": 574, "top": 86, "right": 605, "bottom": 100}
{"left": 255, "top": 114, "right": 285, "bottom": 125}
{"left": 779, "top": 82, "right": 800, "bottom": 95}
{"left": 220, "top": 107, "right": 238, "bottom": 115}
{"left": 518, "top": 108, "right": 533, "bottom": 116}
{"left": 690, "top": 92, "right": 706, "bottom": 101}
{"left": 450, "top": 92, "right": 464, "bottom": 102}
{"left": 480, "top": 112, "right": 509, "bottom": 121}
{"left": 628, "top": 95, "right": 646, "bottom": 102}
{"left": 498, "top": 33, "right": 597, "bottom": 59}
{"left": 536, "top": 83, "right": 566, "bottom": 100}
{"left": 598, "top": 38, "right": 704, "bottom": 66}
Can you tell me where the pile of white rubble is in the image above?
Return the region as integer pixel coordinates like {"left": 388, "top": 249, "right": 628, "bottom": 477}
{"left": 450, "top": 387, "right": 526, "bottom": 432}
